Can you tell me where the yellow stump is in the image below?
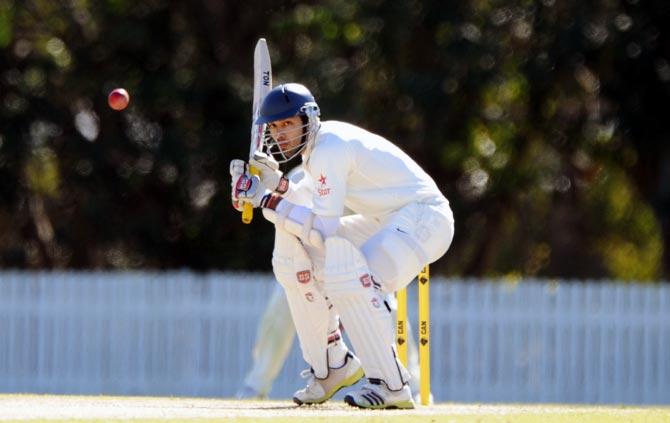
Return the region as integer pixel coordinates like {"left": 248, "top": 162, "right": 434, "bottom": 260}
{"left": 418, "top": 265, "right": 430, "bottom": 406}
{"left": 396, "top": 287, "right": 408, "bottom": 367}
{"left": 396, "top": 265, "right": 431, "bottom": 406}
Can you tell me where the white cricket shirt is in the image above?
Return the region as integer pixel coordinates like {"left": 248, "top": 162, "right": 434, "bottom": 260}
{"left": 303, "top": 120, "right": 443, "bottom": 218}
{"left": 283, "top": 166, "right": 313, "bottom": 208}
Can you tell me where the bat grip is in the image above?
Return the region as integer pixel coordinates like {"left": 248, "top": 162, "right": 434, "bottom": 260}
{"left": 241, "top": 165, "right": 260, "bottom": 224}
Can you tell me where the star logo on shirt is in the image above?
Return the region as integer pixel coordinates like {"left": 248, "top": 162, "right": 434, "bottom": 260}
{"left": 317, "top": 173, "right": 331, "bottom": 196}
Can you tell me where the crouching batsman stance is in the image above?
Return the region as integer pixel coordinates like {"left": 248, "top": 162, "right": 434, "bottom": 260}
{"left": 230, "top": 83, "right": 454, "bottom": 409}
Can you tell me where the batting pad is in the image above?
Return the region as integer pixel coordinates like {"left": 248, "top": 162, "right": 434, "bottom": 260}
{"left": 323, "top": 236, "right": 410, "bottom": 390}
{"left": 272, "top": 228, "right": 330, "bottom": 378}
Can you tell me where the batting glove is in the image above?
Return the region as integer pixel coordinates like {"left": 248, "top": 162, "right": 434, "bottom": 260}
{"left": 230, "top": 158, "right": 285, "bottom": 211}
{"left": 250, "top": 152, "right": 289, "bottom": 194}
{"left": 234, "top": 173, "right": 270, "bottom": 208}
{"left": 230, "top": 159, "right": 247, "bottom": 211}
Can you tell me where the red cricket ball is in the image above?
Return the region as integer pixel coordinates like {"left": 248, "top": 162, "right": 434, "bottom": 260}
{"left": 108, "top": 88, "right": 130, "bottom": 111}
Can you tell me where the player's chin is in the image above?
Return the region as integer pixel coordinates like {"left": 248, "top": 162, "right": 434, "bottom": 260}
{"left": 278, "top": 149, "right": 299, "bottom": 161}
{"left": 277, "top": 142, "right": 292, "bottom": 152}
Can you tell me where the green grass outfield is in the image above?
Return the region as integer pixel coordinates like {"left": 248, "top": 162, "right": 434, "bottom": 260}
{"left": 0, "top": 395, "right": 668, "bottom": 422}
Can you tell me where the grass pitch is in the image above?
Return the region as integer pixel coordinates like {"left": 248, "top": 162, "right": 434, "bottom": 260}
{"left": 0, "top": 395, "right": 667, "bottom": 422}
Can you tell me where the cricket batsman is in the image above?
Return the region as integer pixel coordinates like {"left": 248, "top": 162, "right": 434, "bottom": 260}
{"left": 231, "top": 83, "right": 454, "bottom": 409}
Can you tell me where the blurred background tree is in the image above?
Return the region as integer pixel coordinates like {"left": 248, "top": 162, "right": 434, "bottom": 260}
{"left": 0, "top": 0, "right": 668, "bottom": 281}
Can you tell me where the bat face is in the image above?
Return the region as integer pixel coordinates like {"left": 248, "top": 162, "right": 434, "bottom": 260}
{"left": 242, "top": 38, "right": 272, "bottom": 224}
{"left": 249, "top": 39, "right": 272, "bottom": 158}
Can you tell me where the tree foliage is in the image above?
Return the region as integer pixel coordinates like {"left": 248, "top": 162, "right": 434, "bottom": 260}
{"left": 0, "top": 0, "right": 668, "bottom": 281}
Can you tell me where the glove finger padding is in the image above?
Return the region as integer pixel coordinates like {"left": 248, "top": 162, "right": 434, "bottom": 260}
{"left": 235, "top": 174, "right": 270, "bottom": 208}
{"left": 251, "top": 151, "right": 279, "bottom": 170}
{"left": 250, "top": 152, "right": 285, "bottom": 193}
{"left": 230, "top": 159, "right": 248, "bottom": 211}
{"left": 230, "top": 159, "right": 247, "bottom": 177}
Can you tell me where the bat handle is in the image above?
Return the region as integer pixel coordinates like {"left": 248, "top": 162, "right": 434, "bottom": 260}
{"left": 241, "top": 165, "right": 260, "bottom": 224}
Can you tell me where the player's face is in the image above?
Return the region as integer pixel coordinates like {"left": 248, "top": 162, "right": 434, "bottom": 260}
{"left": 268, "top": 116, "right": 304, "bottom": 155}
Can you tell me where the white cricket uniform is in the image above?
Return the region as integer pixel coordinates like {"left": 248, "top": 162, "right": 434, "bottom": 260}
{"left": 306, "top": 121, "right": 443, "bottom": 218}
{"left": 282, "top": 167, "right": 314, "bottom": 207}
{"left": 302, "top": 120, "right": 454, "bottom": 293}
{"left": 266, "top": 165, "right": 353, "bottom": 381}
{"left": 242, "top": 163, "right": 428, "bottom": 397}
{"left": 268, "top": 120, "right": 454, "bottom": 390}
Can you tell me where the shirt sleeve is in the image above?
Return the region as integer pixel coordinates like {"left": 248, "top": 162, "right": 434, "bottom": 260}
{"left": 308, "top": 136, "right": 350, "bottom": 217}
{"left": 283, "top": 168, "right": 313, "bottom": 208}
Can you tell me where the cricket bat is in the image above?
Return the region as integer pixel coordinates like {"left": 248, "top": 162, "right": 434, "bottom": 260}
{"left": 242, "top": 38, "right": 272, "bottom": 224}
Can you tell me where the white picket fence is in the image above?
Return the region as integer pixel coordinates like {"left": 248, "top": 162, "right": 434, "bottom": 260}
{"left": 0, "top": 271, "right": 668, "bottom": 404}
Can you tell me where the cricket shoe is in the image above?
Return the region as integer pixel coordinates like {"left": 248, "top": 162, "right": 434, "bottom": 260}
{"left": 293, "top": 352, "right": 365, "bottom": 406}
{"left": 344, "top": 379, "right": 415, "bottom": 409}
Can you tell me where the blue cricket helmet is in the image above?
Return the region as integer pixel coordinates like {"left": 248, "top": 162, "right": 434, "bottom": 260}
{"left": 256, "top": 83, "right": 318, "bottom": 124}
